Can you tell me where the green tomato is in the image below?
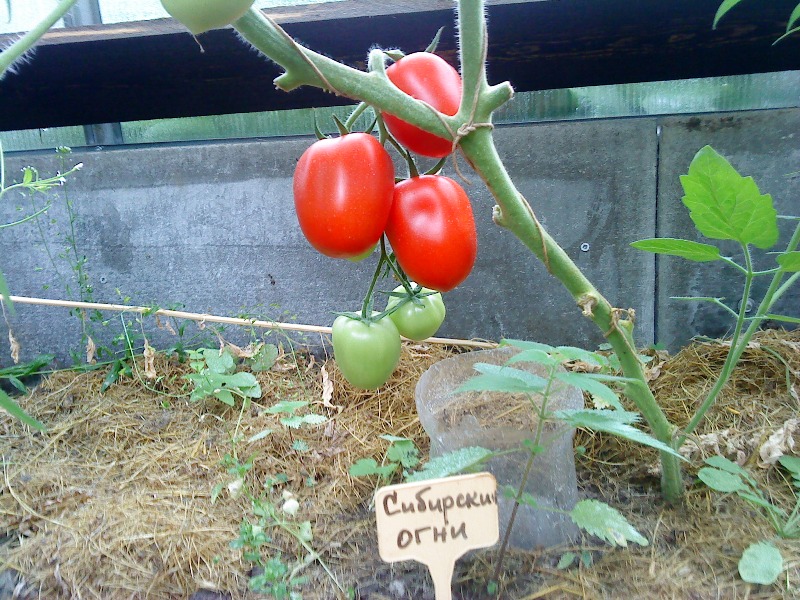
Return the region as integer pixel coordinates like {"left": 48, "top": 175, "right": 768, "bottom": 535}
{"left": 332, "top": 314, "right": 401, "bottom": 390}
{"left": 346, "top": 243, "right": 377, "bottom": 263}
{"left": 386, "top": 284, "right": 446, "bottom": 341}
{"left": 160, "top": 0, "right": 255, "bottom": 35}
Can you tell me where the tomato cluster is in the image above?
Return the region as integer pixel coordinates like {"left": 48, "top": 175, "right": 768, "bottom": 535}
{"left": 292, "top": 51, "right": 477, "bottom": 390}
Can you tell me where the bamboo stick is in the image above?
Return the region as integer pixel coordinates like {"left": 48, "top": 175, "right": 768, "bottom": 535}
{"left": 1, "top": 295, "right": 497, "bottom": 349}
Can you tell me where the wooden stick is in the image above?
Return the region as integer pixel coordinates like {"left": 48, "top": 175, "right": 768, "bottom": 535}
{"left": 1, "top": 295, "right": 497, "bottom": 349}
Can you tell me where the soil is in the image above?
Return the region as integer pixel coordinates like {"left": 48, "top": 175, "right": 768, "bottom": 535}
{"left": 1, "top": 331, "right": 799, "bottom": 599}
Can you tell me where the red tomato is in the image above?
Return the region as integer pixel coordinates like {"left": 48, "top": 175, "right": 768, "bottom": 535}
{"left": 385, "top": 175, "right": 477, "bottom": 292}
{"left": 382, "top": 53, "right": 462, "bottom": 158}
{"left": 293, "top": 133, "right": 395, "bottom": 259}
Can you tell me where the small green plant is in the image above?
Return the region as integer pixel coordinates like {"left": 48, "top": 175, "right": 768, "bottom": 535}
{"left": 1, "top": 140, "right": 82, "bottom": 430}
{"left": 406, "top": 339, "right": 684, "bottom": 591}
{"left": 185, "top": 347, "right": 262, "bottom": 406}
{"left": 212, "top": 389, "right": 345, "bottom": 597}
{"left": 229, "top": 489, "right": 312, "bottom": 599}
{"left": 698, "top": 454, "right": 800, "bottom": 584}
{"left": 632, "top": 145, "right": 800, "bottom": 449}
{"left": 349, "top": 434, "right": 421, "bottom": 483}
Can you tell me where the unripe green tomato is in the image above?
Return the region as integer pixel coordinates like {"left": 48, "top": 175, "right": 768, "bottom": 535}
{"left": 386, "top": 284, "right": 446, "bottom": 341}
{"left": 346, "top": 243, "right": 377, "bottom": 263}
{"left": 332, "top": 314, "right": 401, "bottom": 390}
{"left": 160, "top": 0, "right": 255, "bottom": 35}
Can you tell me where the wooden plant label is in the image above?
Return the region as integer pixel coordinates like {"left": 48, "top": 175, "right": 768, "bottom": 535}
{"left": 375, "top": 472, "right": 499, "bottom": 600}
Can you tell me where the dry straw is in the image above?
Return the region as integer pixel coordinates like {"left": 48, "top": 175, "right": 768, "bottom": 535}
{"left": 1, "top": 328, "right": 799, "bottom": 598}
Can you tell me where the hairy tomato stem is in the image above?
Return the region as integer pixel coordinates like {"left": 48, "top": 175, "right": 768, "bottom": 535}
{"left": 459, "top": 127, "right": 683, "bottom": 502}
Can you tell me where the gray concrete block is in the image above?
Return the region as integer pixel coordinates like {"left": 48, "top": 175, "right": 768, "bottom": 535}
{"left": 1, "top": 118, "right": 658, "bottom": 367}
{"left": 656, "top": 108, "right": 800, "bottom": 351}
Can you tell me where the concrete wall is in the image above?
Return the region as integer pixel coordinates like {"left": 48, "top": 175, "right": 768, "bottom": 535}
{"left": 1, "top": 108, "right": 798, "bottom": 367}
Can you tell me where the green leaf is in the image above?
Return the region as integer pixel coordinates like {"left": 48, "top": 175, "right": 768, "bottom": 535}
{"left": 570, "top": 499, "right": 648, "bottom": 547}
{"left": 267, "top": 400, "right": 308, "bottom": 415}
{"left": 385, "top": 439, "right": 420, "bottom": 469}
{"left": 0, "top": 354, "right": 54, "bottom": 378}
{"left": 456, "top": 363, "right": 547, "bottom": 395}
{"left": 247, "top": 428, "right": 274, "bottom": 443}
{"left": 777, "top": 251, "right": 800, "bottom": 272}
{"left": 552, "top": 346, "right": 608, "bottom": 367}
{"left": 249, "top": 344, "right": 279, "bottom": 372}
{"left": 697, "top": 467, "right": 746, "bottom": 493}
{"left": 554, "top": 409, "right": 686, "bottom": 459}
{"left": 763, "top": 313, "right": 800, "bottom": 325}
{"left": 680, "top": 146, "right": 778, "bottom": 249}
{"left": 736, "top": 491, "right": 785, "bottom": 515}
{"left": 630, "top": 238, "right": 722, "bottom": 262}
{"left": 505, "top": 349, "right": 557, "bottom": 367}
{"left": 203, "top": 348, "right": 236, "bottom": 374}
{"left": 788, "top": 2, "right": 800, "bottom": 31}
{"left": 778, "top": 455, "right": 800, "bottom": 478}
{"left": 0, "top": 270, "right": 13, "bottom": 316}
{"left": 555, "top": 372, "right": 625, "bottom": 411}
{"left": 0, "top": 388, "right": 45, "bottom": 431}
{"left": 223, "top": 372, "right": 262, "bottom": 397}
{"left": 501, "top": 339, "right": 555, "bottom": 353}
{"left": 704, "top": 454, "right": 749, "bottom": 476}
{"left": 738, "top": 542, "right": 783, "bottom": 585}
{"left": 556, "top": 552, "right": 577, "bottom": 570}
{"left": 299, "top": 413, "right": 328, "bottom": 426}
{"left": 406, "top": 447, "right": 495, "bottom": 482}
{"left": 349, "top": 458, "right": 398, "bottom": 478}
{"left": 214, "top": 388, "right": 235, "bottom": 406}
{"left": 713, "top": 0, "right": 745, "bottom": 28}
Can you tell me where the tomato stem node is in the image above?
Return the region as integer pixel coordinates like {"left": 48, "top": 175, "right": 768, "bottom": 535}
{"left": 577, "top": 293, "right": 599, "bottom": 318}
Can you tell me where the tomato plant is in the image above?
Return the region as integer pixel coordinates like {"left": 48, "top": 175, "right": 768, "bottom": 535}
{"left": 385, "top": 175, "right": 477, "bottom": 292}
{"left": 386, "top": 284, "right": 446, "bottom": 341}
{"left": 293, "top": 133, "right": 395, "bottom": 259}
{"left": 332, "top": 314, "right": 401, "bottom": 390}
{"left": 160, "top": 0, "right": 255, "bottom": 35}
{"left": 382, "top": 52, "right": 462, "bottom": 158}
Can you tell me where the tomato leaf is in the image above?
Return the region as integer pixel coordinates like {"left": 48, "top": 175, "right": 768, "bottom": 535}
{"left": 777, "top": 251, "right": 800, "bottom": 272}
{"left": 679, "top": 146, "right": 778, "bottom": 249}
{"left": 555, "top": 372, "right": 625, "bottom": 411}
{"left": 554, "top": 409, "right": 685, "bottom": 458}
{"left": 570, "top": 499, "right": 648, "bottom": 547}
{"left": 630, "top": 238, "right": 723, "bottom": 262}
{"left": 458, "top": 363, "right": 548, "bottom": 394}
{"left": 406, "top": 446, "right": 495, "bottom": 482}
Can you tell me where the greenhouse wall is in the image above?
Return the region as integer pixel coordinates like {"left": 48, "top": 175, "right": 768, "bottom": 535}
{"left": 1, "top": 107, "right": 798, "bottom": 367}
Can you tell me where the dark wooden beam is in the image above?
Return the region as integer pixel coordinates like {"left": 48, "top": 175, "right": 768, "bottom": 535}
{"left": 0, "top": 0, "right": 797, "bottom": 131}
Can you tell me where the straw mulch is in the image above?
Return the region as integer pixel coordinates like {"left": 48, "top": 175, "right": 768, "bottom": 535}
{"left": 1, "top": 330, "right": 799, "bottom": 599}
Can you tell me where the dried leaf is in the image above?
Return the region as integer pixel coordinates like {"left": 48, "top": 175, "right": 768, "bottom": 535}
{"left": 155, "top": 315, "right": 177, "bottom": 336}
{"left": 143, "top": 339, "right": 157, "bottom": 380}
{"left": 645, "top": 363, "right": 662, "bottom": 382}
{"left": 8, "top": 330, "right": 20, "bottom": 364}
{"left": 86, "top": 336, "right": 96, "bottom": 364}
{"left": 758, "top": 419, "right": 798, "bottom": 466}
{"left": 319, "top": 365, "right": 341, "bottom": 413}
